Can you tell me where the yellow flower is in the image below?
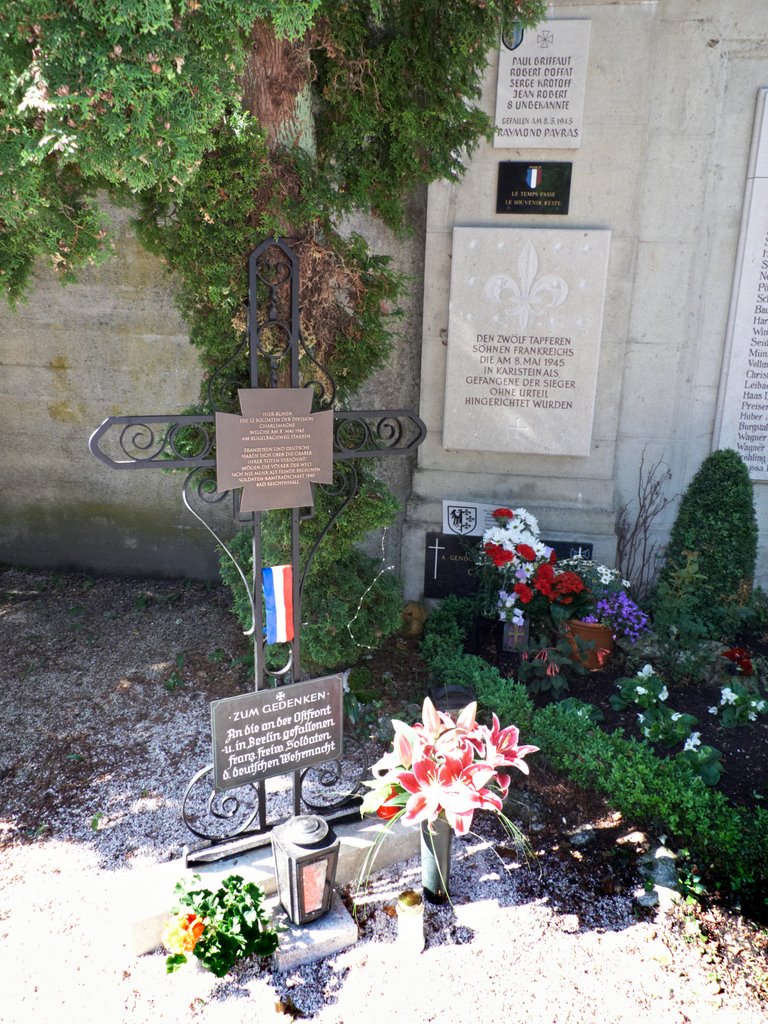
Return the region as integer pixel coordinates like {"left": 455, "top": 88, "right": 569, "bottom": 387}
{"left": 162, "top": 912, "right": 205, "bottom": 955}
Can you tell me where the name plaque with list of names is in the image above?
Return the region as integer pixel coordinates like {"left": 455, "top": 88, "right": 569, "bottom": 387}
{"left": 494, "top": 20, "right": 591, "bottom": 150}
{"left": 716, "top": 89, "right": 768, "bottom": 480}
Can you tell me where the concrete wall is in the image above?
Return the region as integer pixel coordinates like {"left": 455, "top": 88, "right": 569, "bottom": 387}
{"left": 0, "top": 201, "right": 424, "bottom": 581}
{"left": 0, "top": 205, "right": 227, "bottom": 579}
{"left": 402, "top": 0, "right": 768, "bottom": 599}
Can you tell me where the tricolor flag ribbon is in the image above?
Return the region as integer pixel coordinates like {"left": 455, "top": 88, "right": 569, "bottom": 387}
{"left": 262, "top": 565, "right": 294, "bottom": 644}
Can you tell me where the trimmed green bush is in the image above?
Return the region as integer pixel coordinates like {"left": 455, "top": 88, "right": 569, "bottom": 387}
{"left": 658, "top": 449, "right": 757, "bottom": 631}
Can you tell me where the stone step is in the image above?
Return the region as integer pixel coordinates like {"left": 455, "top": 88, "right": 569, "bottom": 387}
{"left": 121, "top": 817, "right": 420, "bottom": 958}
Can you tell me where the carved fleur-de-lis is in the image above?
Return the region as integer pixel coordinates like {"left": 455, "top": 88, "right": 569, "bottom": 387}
{"left": 484, "top": 242, "right": 568, "bottom": 330}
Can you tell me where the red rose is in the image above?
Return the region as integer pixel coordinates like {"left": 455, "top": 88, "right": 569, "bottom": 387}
{"left": 516, "top": 543, "right": 536, "bottom": 561}
{"left": 514, "top": 582, "right": 534, "bottom": 604}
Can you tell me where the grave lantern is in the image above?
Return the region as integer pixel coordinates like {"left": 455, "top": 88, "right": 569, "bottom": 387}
{"left": 271, "top": 815, "right": 340, "bottom": 925}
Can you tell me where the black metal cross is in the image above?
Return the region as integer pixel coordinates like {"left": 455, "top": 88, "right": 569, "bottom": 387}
{"left": 89, "top": 238, "right": 425, "bottom": 855}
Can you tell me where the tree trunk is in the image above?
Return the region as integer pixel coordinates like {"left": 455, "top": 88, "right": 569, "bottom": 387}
{"left": 241, "top": 20, "right": 313, "bottom": 151}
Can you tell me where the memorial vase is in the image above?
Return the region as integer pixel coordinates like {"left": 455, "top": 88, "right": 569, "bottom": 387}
{"left": 420, "top": 817, "right": 453, "bottom": 904}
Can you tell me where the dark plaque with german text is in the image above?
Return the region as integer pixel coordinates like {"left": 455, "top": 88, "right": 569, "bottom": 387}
{"left": 496, "top": 161, "right": 572, "bottom": 215}
{"left": 211, "top": 674, "right": 344, "bottom": 792}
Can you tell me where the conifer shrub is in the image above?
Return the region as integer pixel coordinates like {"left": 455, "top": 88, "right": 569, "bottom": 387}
{"left": 219, "top": 465, "right": 403, "bottom": 672}
{"left": 658, "top": 449, "right": 757, "bottom": 632}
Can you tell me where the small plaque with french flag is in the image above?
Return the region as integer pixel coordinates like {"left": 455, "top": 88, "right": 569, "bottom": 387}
{"left": 496, "top": 161, "right": 572, "bottom": 215}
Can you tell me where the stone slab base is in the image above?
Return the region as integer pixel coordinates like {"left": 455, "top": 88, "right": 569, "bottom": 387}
{"left": 123, "top": 817, "right": 419, "bottom": 957}
{"left": 271, "top": 892, "right": 358, "bottom": 971}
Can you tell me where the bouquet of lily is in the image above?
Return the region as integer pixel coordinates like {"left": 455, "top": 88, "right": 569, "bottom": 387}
{"left": 360, "top": 697, "right": 538, "bottom": 836}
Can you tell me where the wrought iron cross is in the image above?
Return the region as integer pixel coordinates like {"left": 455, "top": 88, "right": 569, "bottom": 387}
{"left": 89, "top": 238, "right": 425, "bottom": 855}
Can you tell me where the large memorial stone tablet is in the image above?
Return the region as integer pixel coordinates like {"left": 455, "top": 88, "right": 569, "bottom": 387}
{"left": 442, "top": 227, "right": 610, "bottom": 456}
{"left": 494, "top": 20, "right": 591, "bottom": 150}
{"left": 716, "top": 89, "right": 768, "bottom": 479}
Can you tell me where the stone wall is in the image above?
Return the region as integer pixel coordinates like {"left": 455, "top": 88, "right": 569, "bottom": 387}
{"left": 402, "top": 0, "right": 768, "bottom": 599}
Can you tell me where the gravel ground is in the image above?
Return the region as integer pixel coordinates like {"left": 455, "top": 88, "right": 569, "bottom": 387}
{"left": 1, "top": 568, "right": 766, "bottom": 1023}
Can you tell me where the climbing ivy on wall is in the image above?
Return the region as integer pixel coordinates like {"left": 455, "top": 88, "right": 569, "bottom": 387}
{"left": 1, "top": 0, "right": 545, "bottom": 303}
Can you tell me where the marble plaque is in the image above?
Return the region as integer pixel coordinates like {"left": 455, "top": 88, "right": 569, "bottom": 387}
{"left": 494, "top": 20, "right": 591, "bottom": 150}
{"left": 442, "top": 227, "right": 610, "bottom": 456}
{"left": 716, "top": 89, "right": 768, "bottom": 480}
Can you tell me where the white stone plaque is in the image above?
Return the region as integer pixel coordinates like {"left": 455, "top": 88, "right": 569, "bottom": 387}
{"left": 716, "top": 89, "right": 768, "bottom": 480}
{"left": 442, "top": 227, "right": 610, "bottom": 456}
{"left": 494, "top": 20, "right": 591, "bottom": 150}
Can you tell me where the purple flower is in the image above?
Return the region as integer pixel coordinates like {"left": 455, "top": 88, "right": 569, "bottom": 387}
{"left": 594, "top": 591, "right": 649, "bottom": 644}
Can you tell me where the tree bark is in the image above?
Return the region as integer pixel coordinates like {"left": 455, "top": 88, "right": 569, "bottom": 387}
{"left": 241, "top": 20, "right": 312, "bottom": 150}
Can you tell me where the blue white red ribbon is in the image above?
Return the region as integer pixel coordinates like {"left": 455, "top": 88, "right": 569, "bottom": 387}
{"left": 262, "top": 565, "right": 294, "bottom": 643}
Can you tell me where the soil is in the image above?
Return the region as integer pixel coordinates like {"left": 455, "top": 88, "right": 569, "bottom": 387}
{"left": 1, "top": 567, "right": 767, "bottom": 1023}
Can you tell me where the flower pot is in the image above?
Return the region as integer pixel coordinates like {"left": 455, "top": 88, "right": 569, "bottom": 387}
{"left": 563, "top": 619, "right": 614, "bottom": 672}
{"left": 420, "top": 817, "right": 453, "bottom": 904}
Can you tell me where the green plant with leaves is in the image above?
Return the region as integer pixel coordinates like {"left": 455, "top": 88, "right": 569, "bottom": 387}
{"left": 678, "top": 741, "right": 724, "bottom": 788}
{"left": 515, "top": 635, "right": 584, "bottom": 698}
{"left": 708, "top": 682, "right": 768, "bottom": 728}
{"left": 658, "top": 449, "right": 757, "bottom": 633}
{"left": 164, "top": 652, "right": 185, "bottom": 691}
{"left": 635, "top": 705, "right": 698, "bottom": 749}
{"left": 640, "top": 552, "right": 723, "bottom": 685}
{"left": 421, "top": 595, "right": 767, "bottom": 911}
{"left": 610, "top": 664, "right": 669, "bottom": 712}
{"left": 163, "top": 874, "right": 279, "bottom": 977}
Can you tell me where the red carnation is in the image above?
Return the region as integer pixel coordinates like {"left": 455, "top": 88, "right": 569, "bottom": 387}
{"left": 492, "top": 507, "right": 514, "bottom": 522}
{"left": 516, "top": 543, "right": 536, "bottom": 562}
{"left": 485, "top": 542, "right": 514, "bottom": 567}
{"left": 513, "top": 582, "right": 534, "bottom": 604}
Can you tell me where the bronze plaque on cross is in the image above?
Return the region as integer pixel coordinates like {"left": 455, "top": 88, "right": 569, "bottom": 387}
{"left": 215, "top": 388, "right": 333, "bottom": 512}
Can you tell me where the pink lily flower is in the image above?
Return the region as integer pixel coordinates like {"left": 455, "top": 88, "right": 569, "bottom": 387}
{"left": 481, "top": 714, "right": 539, "bottom": 774}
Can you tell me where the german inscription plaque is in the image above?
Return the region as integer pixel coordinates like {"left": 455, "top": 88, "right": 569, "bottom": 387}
{"left": 215, "top": 388, "right": 333, "bottom": 512}
{"left": 211, "top": 674, "right": 344, "bottom": 792}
